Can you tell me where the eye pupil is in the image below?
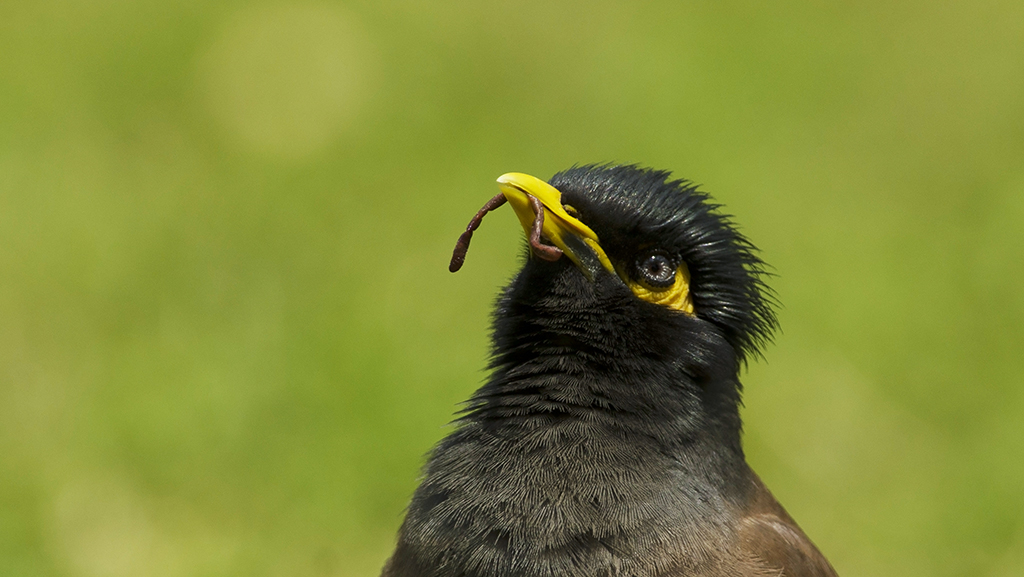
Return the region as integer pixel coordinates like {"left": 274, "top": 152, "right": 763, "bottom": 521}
{"left": 637, "top": 253, "right": 675, "bottom": 287}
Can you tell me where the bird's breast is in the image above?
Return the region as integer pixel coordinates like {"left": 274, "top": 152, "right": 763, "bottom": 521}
{"left": 395, "top": 418, "right": 742, "bottom": 577}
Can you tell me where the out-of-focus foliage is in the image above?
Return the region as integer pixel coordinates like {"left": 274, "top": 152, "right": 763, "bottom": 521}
{"left": 1, "top": 1, "right": 1022, "bottom": 576}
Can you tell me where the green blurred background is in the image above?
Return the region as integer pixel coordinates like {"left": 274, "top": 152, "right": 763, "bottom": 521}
{"left": 1, "top": 1, "right": 1022, "bottom": 575}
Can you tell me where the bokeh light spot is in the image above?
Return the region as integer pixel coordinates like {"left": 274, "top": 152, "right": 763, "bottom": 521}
{"left": 52, "top": 477, "right": 156, "bottom": 577}
{"left": 199, "top": 3, "right": 374, "bottom": 160}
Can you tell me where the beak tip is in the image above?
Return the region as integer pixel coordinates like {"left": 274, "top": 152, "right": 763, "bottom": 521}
{"left": 496, "top": 173, "right": 518, "bottom": 186}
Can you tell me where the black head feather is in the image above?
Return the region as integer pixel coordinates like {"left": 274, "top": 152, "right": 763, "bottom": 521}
{"left": 549, "top": 164, "right": 779, "bottom": 365}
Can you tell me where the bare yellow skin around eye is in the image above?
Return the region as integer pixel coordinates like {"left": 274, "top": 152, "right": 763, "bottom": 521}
{"left": 623, "top": 262, "right": 695, "bottom": 315}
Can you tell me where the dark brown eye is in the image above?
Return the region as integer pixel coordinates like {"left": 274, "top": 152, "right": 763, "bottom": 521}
{"left": 636, "top": 253, "right": 676, "bottom": 288}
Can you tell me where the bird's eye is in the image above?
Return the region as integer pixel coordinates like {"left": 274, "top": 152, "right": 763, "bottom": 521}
{"left": 635, "top": 252, "right": 676, "bottom": 288}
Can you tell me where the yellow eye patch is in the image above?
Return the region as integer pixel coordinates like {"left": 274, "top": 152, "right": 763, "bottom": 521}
{"left": 622, "top": 262, "right": 695, "bottom": 315}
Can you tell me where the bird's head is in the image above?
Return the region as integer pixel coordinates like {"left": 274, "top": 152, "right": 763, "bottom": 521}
{"left": 453, "top": 164, "right": 777, "bottom": 376}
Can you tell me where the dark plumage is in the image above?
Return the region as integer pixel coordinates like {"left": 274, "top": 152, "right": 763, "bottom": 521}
{"left": 382, "top": 165, "right": 837, "bottom": 577}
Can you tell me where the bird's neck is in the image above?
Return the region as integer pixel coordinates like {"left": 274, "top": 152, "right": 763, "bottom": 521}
{"left": 463, "top": 349, "right": 745, "bottom": 466}
{"left": 466, "top": 278, "right": 747, "bottom": 460}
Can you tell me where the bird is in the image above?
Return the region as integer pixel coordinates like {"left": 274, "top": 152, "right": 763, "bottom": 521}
{"left": 381, "top": 165, "right": 838, "bottom": 577}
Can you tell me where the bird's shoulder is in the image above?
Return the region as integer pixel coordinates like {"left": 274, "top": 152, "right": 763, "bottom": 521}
{"left": 725, "top": 473, "right": 838, "bottom": 577}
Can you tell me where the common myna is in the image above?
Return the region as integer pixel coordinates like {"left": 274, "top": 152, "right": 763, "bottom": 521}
{"left": 382, "top": 165, "right": 837, "bottom": 577}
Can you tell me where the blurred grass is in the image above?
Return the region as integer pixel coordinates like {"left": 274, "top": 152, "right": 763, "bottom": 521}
{"left": 1, "top": 1, "right": 1022, "bottom": 575}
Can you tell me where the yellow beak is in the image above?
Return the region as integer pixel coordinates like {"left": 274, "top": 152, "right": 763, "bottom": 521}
{"left": 496, "top": 172, "right": 615, "bottom": 280}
